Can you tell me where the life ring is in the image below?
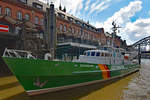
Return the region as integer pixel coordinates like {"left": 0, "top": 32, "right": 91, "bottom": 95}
{"left": 45, "top": 53, "right": 52, "bottom": 60}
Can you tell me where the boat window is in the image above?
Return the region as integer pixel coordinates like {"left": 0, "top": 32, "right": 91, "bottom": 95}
{"left": 101, "top": 53, "right": 104, "bottom": 57}
{"left": 91, "top": 52, "right": 95, "bottom": 56}
{"left": 96, "top": 52, "right": 100, "bottom": 56}
{"left": 83, "top": 52, "right": 86, "bottom": 56}
{"left": 105, "top": 53, "right": 108, "bottom": 57}
{"left": 116, "top": 49, "right": 118, "bottom": 53}
{"left": 110, "top": 54, "right": 112, "bottom": 57}
{"left": 87, "top": 52, "right": 90, "bottom": 56}
{"left": 104, "top": 47, "right": 107, "bottom": 50}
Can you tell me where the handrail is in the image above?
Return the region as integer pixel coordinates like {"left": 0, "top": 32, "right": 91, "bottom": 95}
{"left": 3, "top": 48, "right": 36, "bottom": 59}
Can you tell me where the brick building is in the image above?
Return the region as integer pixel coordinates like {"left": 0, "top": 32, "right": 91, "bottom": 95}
{"left": 0, "top": 0, "right": 126, "bottom": 59}
{"left": 54, "top": 8, "right": 107, "bottom": 59}
{"left": 0, "top": 0, "right": 45, "bottom": 32}
{"left": 0, "top": 0, "right": 47, "bottom": 55}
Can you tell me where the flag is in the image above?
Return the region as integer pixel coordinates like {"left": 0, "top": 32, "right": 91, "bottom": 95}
{"left": 0, "top": 25, "right": 9, "bottom": 32}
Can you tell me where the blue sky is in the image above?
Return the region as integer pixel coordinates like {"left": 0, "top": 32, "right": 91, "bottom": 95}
{"left": 40, "top": 0, "right": 150, "bottom": 45}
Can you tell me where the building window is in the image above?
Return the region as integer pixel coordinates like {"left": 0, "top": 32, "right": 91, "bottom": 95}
{"left": 25, "top": 13, "right": 30, "bottom": 21}
{"left": 41, "top": 18, "right": 44, "bottom": 25}
{"left": 17, "top": 11, "right": 22, "bottom": 20}
{"left": 79, "top": 30, "right": 81, "bottom": 35}
{"left": 5, "top": 8, "right": 11, "bottom": 16}
{"left": 18, "top": 0, "right": 27, "bottom": 4}
{"left": 72, "top": 28, "right": 74, "bottom": 34}
{"left": 35, "top": 16, "right": 39, "bottom": 24}
{"left": 58, "top": 13, "right": 65, "bottom": 19}
{"left": 69, "top": 27, "right": 72, "bottom": 33}
{"left": 32, "top": 2, "right": 43, "bottom": 10}
{"left": 0, "top": 6, "right": 2, "bottom": 15}
{"left": 60, "top": 24, "right": 63, "bottom": 32}
{"left": 64, "top": 25, "right": 66, "bottom": 32}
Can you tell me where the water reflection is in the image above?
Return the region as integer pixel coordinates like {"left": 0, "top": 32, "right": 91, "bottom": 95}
{"left": 123, "top": 59, "right": 150, "bottom": 100}
{"left": 7, "top": 79, "right": 120, "bottom": 100}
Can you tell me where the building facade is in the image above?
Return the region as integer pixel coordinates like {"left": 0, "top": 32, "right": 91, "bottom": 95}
{"left": 0, "top": 0, "right": 46, "bottom": 54}
{"left": 0, "top": 0, "right": 126, "bottom": 59}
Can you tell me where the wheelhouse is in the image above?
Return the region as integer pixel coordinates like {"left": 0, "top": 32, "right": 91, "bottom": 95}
{"left": 83, "top": 50, "right": 112, "bottom": 57}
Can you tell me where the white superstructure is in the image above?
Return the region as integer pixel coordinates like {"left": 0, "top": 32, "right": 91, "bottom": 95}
{"left": 75, "top": 47, "right": 127, "bottom": 65}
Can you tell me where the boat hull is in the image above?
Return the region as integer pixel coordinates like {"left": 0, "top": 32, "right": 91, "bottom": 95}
{"left": 2, "top": 57, "right": 140, "bottom": 95}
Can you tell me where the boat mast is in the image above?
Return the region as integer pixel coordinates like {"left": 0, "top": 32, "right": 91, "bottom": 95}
{"left": 111, "top": 21, "right": 121, "bottom": 47}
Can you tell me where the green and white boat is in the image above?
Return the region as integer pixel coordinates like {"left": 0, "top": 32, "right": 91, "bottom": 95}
{"left": 2, "top": 47, "right": 140, "bottom": 95}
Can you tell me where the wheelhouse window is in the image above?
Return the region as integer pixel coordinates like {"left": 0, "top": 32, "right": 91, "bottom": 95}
{"left": 35, "top": 16, "right": 39, "bottom": 24}
{"left": 101, "top": 53, "right": 104, "bottom": 57}
{"left": 25, "top": 13, "right": 30, "bottom": 21}
{"left": 96, "top": 52, "right": 100, "bottom": 56}
{"left": 17, "top": 11, "right": 22, "bottom": 20}
{"left": 5, "top": 8, "right": 11, "bottom": 16}
{"left": 87, "top": 52, "right": 90, "bottom": 56}
{"left": 91, "top": 52, "right": 95, "bottom": 56}
{"left": 83, "top": 52, "right": 86, "bottom": 56}
{"left": 105, "top": 53, "right": 110, "bottom": 57}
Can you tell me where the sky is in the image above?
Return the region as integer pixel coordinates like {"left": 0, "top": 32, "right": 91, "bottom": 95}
{"left": 40, "top": 0, "right": 150, "bottom": 45}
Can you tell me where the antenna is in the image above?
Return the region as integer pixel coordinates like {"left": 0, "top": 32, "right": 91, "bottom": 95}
{"left": 111, "top": 21, "right": 122, "bottom": 47}
{"left": 47, "top": 0, "right": 50, "bottom": 5}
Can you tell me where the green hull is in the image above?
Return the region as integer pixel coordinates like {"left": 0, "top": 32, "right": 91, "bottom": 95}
{"left": 2, "top": 57, "right": 140, "bottom": 95}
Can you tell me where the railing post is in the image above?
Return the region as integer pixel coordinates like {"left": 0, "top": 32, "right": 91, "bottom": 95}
{"left": 138, "top": 44, "right": 141, "bottom": 65}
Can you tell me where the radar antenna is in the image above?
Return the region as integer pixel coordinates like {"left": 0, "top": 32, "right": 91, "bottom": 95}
{"left": 111, "top": 21, "right": 122, "bottom": 47}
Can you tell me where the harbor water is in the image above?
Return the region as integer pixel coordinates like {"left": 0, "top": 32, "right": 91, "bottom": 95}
{"left": 0, "top": 59, "right": 150, "bottom": 100}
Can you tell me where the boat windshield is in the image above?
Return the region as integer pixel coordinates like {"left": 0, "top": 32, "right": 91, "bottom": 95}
{"left": 96, "top": 52, "right": 100, "bottom": 56}
{"left": 91, "top": 52, "right": 95, "bottom": 56}
{"left": 83, "top": 52, "right": 86, "bottom": 56}
{"left": 87, "top": 52, "right": 90, "bottom": 56}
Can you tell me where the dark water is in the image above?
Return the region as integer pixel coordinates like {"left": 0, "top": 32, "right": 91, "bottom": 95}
{"left": 5, "top": 59, "right": 150, "bottom": 100}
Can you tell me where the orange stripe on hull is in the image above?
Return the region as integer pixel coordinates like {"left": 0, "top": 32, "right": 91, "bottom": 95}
{"left": 98, "top": 64, "right": 110, "bottom": 79}
{"left": 103, "top": 64, "right": 110, "bottom": 78}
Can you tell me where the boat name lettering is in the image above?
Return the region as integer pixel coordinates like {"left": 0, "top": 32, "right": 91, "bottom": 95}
{"left": 111, "top": 65, "right": 124, "bottom": 70}
{"left": 80, "top": 64, "right": 94, "bottom": 67}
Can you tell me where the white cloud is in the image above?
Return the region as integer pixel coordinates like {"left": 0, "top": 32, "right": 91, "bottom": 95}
{"left": 40, "top": 0, "right": 84, "bottom": 16}
{"left": 149, "top": 10, "right": 150, "bottom": 16}
{"left": 89, "top": 0, "right": 110, "bottom": 15}
{"left": 101, "top": 0, "right": 142, "bottom": 31}
{"left": 40, "top": 0, "right": 145, "bottom": 45}
{"left": 93, "top": 0, "right": 142, "bottom": 44}
{"left": 84, "top": 0, "right": 90, "bottom": 11}
{"left": 125, "top": 18, "right": 150, "bottom": 40}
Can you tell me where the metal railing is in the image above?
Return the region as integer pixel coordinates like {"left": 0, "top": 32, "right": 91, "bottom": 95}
{"left": 3, "top": 48, "right": 36, "bottom": 59}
